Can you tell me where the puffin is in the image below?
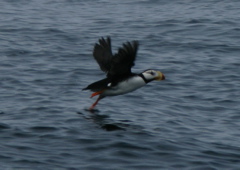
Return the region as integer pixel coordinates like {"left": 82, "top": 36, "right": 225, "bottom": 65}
{"left": 83, "top": 37, "right": 165, "bottom": 110}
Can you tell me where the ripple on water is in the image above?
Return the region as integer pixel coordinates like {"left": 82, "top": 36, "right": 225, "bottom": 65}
{"left": 0, "top": 0, "right": 240, "bottom": 169}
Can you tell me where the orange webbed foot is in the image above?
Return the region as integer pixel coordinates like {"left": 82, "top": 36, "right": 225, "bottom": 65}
{"left": 90, "top": 90, "right": 104, "bottom": 98}
{"left": 89, "top": 96, "right": 102, "bottom": 111}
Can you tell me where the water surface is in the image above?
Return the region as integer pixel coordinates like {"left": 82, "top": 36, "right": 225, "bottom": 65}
{"left": 0, "top": 0, "right": 240, "bottom": 169}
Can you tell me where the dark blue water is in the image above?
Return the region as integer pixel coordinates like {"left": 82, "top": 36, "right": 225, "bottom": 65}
{"left": 1, "top": 0, "right": 240, "bottom": 169}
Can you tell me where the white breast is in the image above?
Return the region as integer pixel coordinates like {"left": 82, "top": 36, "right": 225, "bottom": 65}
{"left": 102, "top": 76, "right": 146, "bottom": 96}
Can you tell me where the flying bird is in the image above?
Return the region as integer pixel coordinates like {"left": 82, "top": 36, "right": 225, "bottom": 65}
{"left": 83, "top": 37, "right": 165, "bottom": 110}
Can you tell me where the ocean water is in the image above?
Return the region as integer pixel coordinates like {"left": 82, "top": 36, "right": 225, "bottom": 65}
{"left": 1, "top": 0, "right": 240, "bottom": 169}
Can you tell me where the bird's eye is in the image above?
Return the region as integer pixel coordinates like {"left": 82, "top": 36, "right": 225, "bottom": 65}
{"left": 150, "top": 71, "right": 154, "bottom": 75}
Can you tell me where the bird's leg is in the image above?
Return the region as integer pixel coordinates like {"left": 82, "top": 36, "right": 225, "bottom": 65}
{"left": 89, "top": 96, "right": 102, "bottom": 110}
{"left": 90, "top": 90, "right": 105, "bottom": 98}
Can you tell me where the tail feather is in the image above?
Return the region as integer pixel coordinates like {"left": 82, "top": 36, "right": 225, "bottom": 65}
{"left": 82, "top": 78, "right": 110, "bottom": 92}
{"left": 82, "top": 87, "right": 88, "bottom": 91}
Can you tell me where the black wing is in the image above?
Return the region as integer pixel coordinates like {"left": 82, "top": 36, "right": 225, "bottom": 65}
{"left": 108, "top": 40, "right": 139, "bottom": 78}
{"left": 93, "top": 37, "right": 113, "bottom": 73}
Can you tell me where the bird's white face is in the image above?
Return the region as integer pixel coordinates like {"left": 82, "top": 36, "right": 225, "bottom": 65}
{"left": 142, "top": 69, "right": 165, "bottom": 81}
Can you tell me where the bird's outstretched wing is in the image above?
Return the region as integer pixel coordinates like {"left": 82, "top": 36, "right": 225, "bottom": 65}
{"left": 93, "top": 37, "right": 139, "bottom": 78}
{"left": 108, "top": 40, "right": 139, "bottom": 78}
{"left": 93, "top": 37, "right": 113, "bottom": 73}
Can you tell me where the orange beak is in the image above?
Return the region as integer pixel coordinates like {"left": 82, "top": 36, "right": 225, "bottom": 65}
{"left": 155, "top": 71, "right": 165, "bottom": 81}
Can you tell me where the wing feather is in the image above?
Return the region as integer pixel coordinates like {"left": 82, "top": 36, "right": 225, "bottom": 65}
{"left": 93, "top": 37, "right": 113, "bottom": 72}
{"left": 108, "top": 40, "right": 139, "bottom": 77}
